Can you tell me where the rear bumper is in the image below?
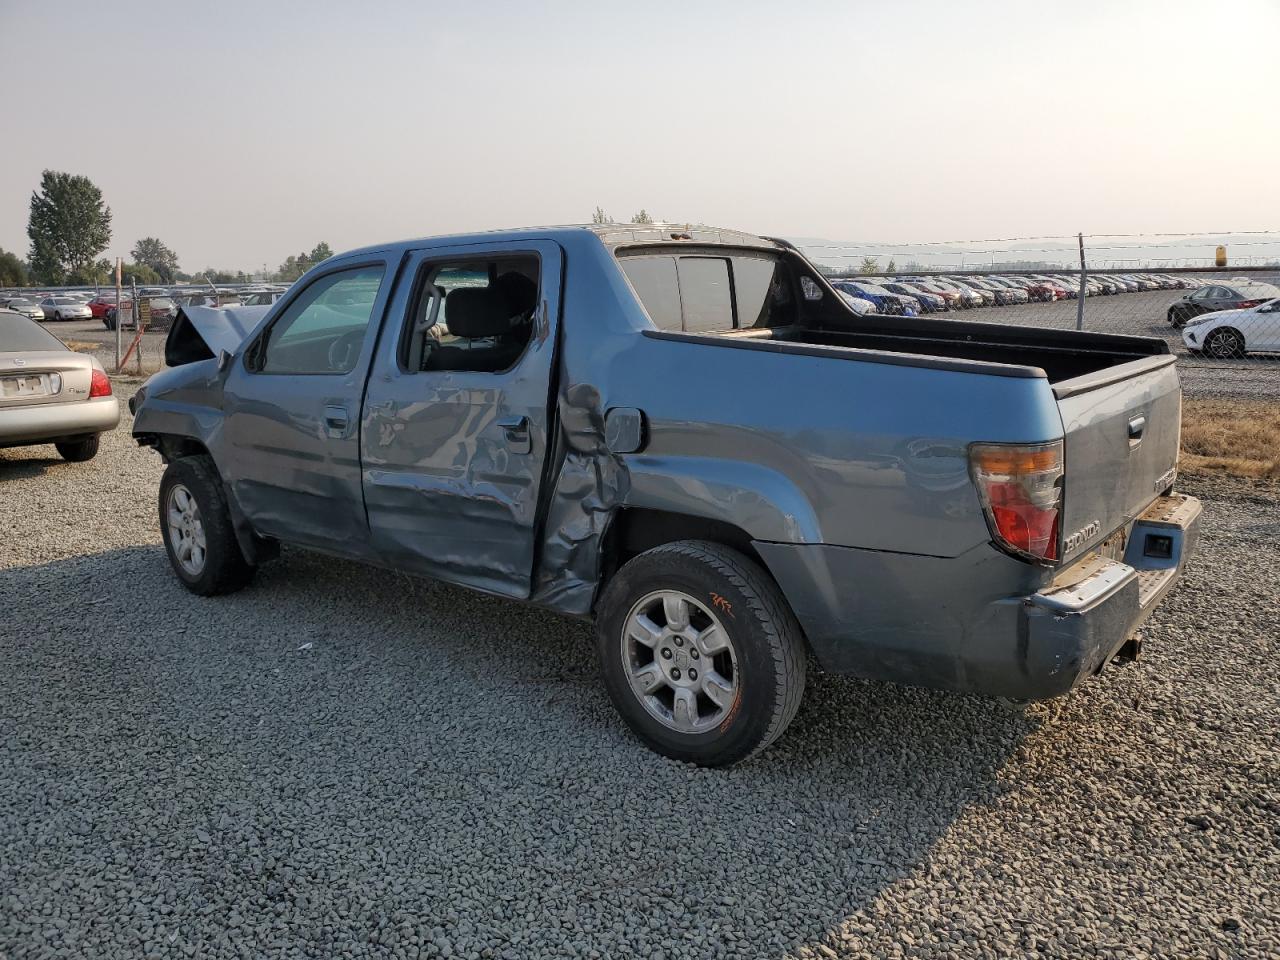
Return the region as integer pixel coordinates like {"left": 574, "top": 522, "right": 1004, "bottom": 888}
{"left": 756, "top": 493, "right": 1202, "bottom": 700}
{"left": 0, "top": 396, "right": 120, "bottom": 447}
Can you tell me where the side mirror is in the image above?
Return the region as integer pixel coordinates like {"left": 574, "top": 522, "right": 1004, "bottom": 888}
{"left": 217, "top": 349, "right": 234, "bottom": 372}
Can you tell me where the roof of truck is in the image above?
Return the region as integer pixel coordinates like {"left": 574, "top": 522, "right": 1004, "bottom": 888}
{"left": 334, "top": 223, "right": 782, "bottom": 261}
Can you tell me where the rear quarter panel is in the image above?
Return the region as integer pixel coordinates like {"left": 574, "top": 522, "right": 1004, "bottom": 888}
{"left": 539, "top": 232, "right": 1066, "bottom": 612}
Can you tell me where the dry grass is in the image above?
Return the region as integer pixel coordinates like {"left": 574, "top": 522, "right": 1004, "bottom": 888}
{"left": 1180, "top": 398, "right": 1280, "bottom": 480}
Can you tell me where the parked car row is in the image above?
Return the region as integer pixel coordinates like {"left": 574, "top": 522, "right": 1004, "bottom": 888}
{"left": 0, "top": 284, "right": 293, "bottom": 329}
{"left": 826, "top": 272, "right": 1204, "bottom": 316}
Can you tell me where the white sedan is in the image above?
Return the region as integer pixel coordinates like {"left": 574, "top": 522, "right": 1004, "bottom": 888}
{"left": 1181, "top": 298, "right": 1280, "bottom": 358}
{"left": 39, "top": 296, "right": 93, "bottom": 321}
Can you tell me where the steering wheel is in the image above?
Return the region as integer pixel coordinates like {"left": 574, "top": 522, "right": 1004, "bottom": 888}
{"left": 327, "top": 331, "right": 363, "bottom": 372}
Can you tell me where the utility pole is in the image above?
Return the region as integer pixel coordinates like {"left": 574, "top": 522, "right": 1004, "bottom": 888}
{"left": 114, "top": 258, "right": 123, "bottom": 369}
{"left": 132, "top": 278, "right": 141, "bottom": 375}
{"left": 1076, "top": 232, "right": 1087, "bottom": 331}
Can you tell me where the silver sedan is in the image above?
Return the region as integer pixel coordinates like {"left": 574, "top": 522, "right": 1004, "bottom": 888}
{"left": 0, "top": 311, "right": 120, "bottom": 460}
{"left": 3, "top": 298, "right": 46, "bottom": 321}
{"left": 39, "top": 296, "right": 93, "bottom": 321}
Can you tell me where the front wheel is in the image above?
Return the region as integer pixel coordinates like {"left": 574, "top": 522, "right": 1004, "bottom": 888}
{"left": 1203, "top": 328, "right": 1245, "bottom": 359}
{"left": 596, "top": 541, "right": 806, "bottom": 767}
{"left": 159, "top": 455, "right": 255, "bottom": 596}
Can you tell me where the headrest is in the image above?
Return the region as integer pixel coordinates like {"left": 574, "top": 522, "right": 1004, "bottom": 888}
{"left": 494, "top": 271, "right": 537, "bottom": 317}
{"left": 445, "top": 287, "right": 514, "bottom": 338}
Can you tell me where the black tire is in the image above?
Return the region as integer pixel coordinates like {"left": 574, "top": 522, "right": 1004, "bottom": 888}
{"left": 158, "top": 455, "right": 255, "bottom": 596}
{"left": 55, "top": 435, "right": 99, "bottom": 461}
{"left": 595, "top": 540, "right": 806, "bottom": 767}
{"left": 1203, "top": 328, "right": 1245, "bottom": 360}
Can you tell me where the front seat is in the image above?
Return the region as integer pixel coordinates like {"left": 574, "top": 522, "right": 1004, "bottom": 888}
{"left": 427, "top": 285, "right": 529, "bottom": 373}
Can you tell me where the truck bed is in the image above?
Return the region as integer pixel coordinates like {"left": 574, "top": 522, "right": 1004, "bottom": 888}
{"left": 732, "top": 315, "right": 1169, "bottom": 386}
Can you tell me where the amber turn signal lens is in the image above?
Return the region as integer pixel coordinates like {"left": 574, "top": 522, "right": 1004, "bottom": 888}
{"left": 969, "top": 444, "right": 1062, "bottom": 476}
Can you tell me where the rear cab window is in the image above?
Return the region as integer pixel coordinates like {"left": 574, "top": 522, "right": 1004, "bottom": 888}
{"left": 619, "top": 250, "right": 798, "bottom": 333}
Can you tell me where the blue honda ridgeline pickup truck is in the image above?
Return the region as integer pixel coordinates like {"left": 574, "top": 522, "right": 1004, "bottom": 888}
{"left": 131, "top": 224, "right": 1201, "bottom": 766}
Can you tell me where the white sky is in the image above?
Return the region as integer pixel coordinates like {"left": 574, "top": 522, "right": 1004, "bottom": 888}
{"left": 3, "top": 0, "right": 1278, "bottom": 271}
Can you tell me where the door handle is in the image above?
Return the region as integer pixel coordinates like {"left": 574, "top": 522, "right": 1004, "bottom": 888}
{"left": 324, "top": 405, "right": 350, "bottom": 437}
{"left": 1128, "top": 415, "right": 1146, "bottom": 446}
{"left": 497, "top": 415, "right": 531, "bottom": 453}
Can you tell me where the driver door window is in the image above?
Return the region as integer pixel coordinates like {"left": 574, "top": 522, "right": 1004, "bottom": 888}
{"left": 258, "top": 265, "right": 384, "bottom": 374}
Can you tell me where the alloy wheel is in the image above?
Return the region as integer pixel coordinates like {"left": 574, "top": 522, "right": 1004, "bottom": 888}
{"left": 166, "top": 483, "right": 207, "bottom": 575}
{"left": 1204, "top": 330, "right": 1242, "bottom": 360}
{"left": 621, "top": 590, "right": 739, "bottom": 734}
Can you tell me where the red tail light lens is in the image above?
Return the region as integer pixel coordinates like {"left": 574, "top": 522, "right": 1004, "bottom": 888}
{"left": 1238, "top": 299, "right": 1264, "bottom": 309}
{"left": 89, "top": 369, "right": 113, "bottom": 398}
{"left": 970, "top": 441, "right": 1063, "bottom": 564}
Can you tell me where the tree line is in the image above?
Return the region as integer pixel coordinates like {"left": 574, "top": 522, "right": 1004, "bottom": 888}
{"left": 2, "top": 169, "right": 334, "bottom": 288}
{"left": 3, "top": 180, "right": 679, "bottom": 291}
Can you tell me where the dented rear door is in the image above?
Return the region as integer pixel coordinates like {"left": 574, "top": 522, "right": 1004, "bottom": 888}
{"left": 360, "top": 239, "right": 564, "bottom": 599}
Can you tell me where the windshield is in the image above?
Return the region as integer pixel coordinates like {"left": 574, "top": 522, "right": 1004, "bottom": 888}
{"left": 1, "top": 313, "right": 67, "bottom": 352}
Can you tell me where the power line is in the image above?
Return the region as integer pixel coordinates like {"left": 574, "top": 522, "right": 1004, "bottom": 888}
{"left": 797, "top": 231, "right": 1280, "bottom": 252}
{"left": 805, "top": 239, "right": 1280, "bottom": 258}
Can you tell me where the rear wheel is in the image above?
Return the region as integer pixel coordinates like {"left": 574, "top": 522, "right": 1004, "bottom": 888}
{"left": 1203, "top": 328, "right": 1245, "bottom": 360}
{"left": 596, "top": 540, "right": 806, "bottom": 767}
{"left": 159, "top": 455, "right": 255, "bottom": 596}
{"left": 55, "top": 435, "right": 99, "bottom": 462}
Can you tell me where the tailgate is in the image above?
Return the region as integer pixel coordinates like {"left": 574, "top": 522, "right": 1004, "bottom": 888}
{"left": 1055, "top": 356, "right": 1181, "bottom": 564}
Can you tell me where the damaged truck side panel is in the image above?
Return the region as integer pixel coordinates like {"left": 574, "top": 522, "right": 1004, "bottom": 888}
{"left": 134, "top": 224, "right": 1201, "bottom": 766}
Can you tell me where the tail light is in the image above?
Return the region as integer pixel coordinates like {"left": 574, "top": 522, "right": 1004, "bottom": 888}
{"left": 1237, "top": 299, "right": 1265, "bottom": 309}
{"left": 969, "top": 441, "right": 1063, "bottom": 564}
{"left": 89, "top": 368, "right": 112, "bottom": 398}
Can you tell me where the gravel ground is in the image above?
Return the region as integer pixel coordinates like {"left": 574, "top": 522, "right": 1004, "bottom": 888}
{"left": 1, "top": 393, "right": 1277, "bottom": 960}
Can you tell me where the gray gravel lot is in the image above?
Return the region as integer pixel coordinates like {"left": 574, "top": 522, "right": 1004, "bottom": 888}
{"left": 1, "top": 392, "right": 1277, "bottom": 960}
